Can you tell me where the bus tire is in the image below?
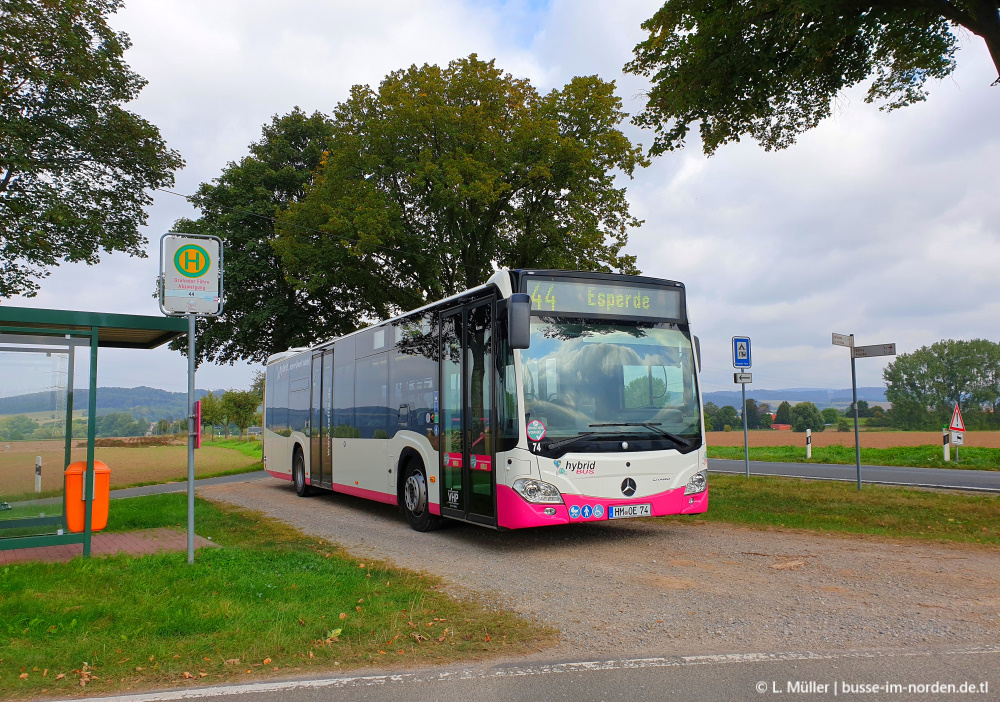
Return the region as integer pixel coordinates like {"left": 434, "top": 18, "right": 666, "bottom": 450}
{"left": 293, "top": 448, "right": 312, "bottom": 497}
{"left": 402, "top": 460, "right": 440, "bottom": 532}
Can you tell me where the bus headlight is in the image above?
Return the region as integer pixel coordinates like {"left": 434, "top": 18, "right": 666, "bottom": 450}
{"left": 684, "top": 470, "right": 707, "bottom": 495}
{"left": 512, "top": 478, "right": 563, "bottom": 504}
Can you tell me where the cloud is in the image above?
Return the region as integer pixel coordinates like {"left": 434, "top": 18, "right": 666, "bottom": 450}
{"left": 6, "top": 0, "right": 998, "bottom": 398}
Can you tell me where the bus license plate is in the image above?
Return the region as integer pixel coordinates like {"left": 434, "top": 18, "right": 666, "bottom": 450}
{"left": 609, "top": 503, "right": 651, "bottom": 519}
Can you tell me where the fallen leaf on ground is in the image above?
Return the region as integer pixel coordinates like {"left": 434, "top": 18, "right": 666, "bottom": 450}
{"left": 225, "top": 659, "right": 239, "bottom": 665}
{"left": 56, "top": 674, "right": 66, "bottom": 680}
{"left": 263, "top": 658, "right": 271, "bottom": 665}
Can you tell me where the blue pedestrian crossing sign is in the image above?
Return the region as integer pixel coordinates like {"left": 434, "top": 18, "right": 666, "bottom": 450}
{"left": 732, "top": 336, "right": 751, "bottom": 369}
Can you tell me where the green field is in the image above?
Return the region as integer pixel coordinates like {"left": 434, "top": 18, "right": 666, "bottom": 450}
{"left": 707, "top": 444, "right": 1000, "bottom": 470}
{"left": 0, "top": 493, "right": 553, "bottom": 698}
{"left": 672, "top": 474, "right": 1000, "bottom": 545}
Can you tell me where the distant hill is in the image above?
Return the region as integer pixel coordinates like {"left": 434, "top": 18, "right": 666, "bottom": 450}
{"left": 0, "top": 386, "right": 227, "bottom": 422}
{"left": 703, "top": 387, "right": 887, "bottom": 410}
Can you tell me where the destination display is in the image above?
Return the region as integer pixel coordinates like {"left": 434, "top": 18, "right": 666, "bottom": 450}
{"left": 523, "top": 277, "right": 684, "bottom": 320}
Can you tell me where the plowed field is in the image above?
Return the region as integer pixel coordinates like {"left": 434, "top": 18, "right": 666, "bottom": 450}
{"left": 707, "top": 430, "right": 1000, "bottom": 448}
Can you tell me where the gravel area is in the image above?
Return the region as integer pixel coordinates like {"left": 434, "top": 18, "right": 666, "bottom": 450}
{"left": 200, "top": 479, "right": 1000, "bottom": 660}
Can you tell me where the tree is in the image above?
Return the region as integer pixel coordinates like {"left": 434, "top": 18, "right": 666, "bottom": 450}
{"left": 276, "top": 54, "right": 648, "bottom": 329}
{"left": 171, "top": 109, "right": 334, "bottom": 364}
{"left": 221, "top": 389, "right": 260, "bottom": 441}
{"left": 250, "top": 369, "right": 265, "bottom": 400}
{"left": 774, "top": 401, "right": 792, "bottom": 425}
{"left": 716, "top": 405, "right": 739, "bottom": 429}
{"left": 883, "top": 338, "right": 1000, "bottom": 429}
{"left": 199, "top": 391, "right": 224, "bottom": 440}
{"left": 702, "top": 400, "right": 718, "bottom": 431}
{"left": 821, "top": 407, "right": 841, "bottom": 425}
{"left": 625, "top": 1, "right": 1000, "bottom": 157}
{"left": 741, "top": 398, "right": 771, "bottom": 429}
{"left": 791, "top": 402, "right": 825, "bottom": 432}
{"left": 0, "top": 0, "right": 183, "bottom": 298}
{"left": 792, "top": 402, "right": 826, "bottom": 432}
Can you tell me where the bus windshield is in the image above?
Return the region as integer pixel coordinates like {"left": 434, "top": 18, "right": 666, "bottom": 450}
{"left": 521, "top": 317, "right": 701, "bottom": 445}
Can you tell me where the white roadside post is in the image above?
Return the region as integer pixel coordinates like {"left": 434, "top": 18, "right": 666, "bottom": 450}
{"left": 35, "top": 455, "right": 42, "bottom": 493}
{"left": 943, "top": 428, "right": 950, "bottom": 462}
{"left": 833, "top": 334, "right": 896, "bottom": 490}
{"left": 732, "top": 336, "right": 752, "bottom": 479}
{"left": 159, "top": 233, "right": 224, "bottom": 564}
{"left": 806, "top": 429, "right": 812, "bottom": 459}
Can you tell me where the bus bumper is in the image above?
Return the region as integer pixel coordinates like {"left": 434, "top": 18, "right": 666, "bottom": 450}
{"left": 496, "top": 484, "right": 708, "bottom": 529}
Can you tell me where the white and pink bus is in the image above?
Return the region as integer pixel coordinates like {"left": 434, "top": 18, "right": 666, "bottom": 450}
{"left": 263, "top": 269, "right": 707, "bottom": 531}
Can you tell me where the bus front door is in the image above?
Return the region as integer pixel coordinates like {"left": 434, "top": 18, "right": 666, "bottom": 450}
{"left": 440, "top": 300, "right": 496, "bottom": 526}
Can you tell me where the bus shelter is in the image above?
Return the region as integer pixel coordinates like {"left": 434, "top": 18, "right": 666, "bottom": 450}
{"left": 0, "top": 307, "right": 186, "bottom": 556}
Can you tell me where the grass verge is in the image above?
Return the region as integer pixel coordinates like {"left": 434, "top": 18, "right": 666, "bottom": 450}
{"left": 677, "top": 474, "right": 1000, "bottom": 545}
{"left": 707, "top": 444, "right": 1000, "bottom": 470}
{"left": 201, "top": 439, "right": 262, "bottom": 460}
{"left": 0, "top": 493, "right": 554, "bottom": 699}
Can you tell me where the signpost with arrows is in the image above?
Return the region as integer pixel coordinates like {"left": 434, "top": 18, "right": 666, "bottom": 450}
{"left": 832, "top": 333, "right": 896, "bottom": 489}
{"left": 733, "top": 336, "right": 752, "bottom": 478}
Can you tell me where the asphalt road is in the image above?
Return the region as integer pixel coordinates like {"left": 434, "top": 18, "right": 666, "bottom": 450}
{"left": 709, "top": 458, "right": 1000, "bottom": 491}
{"left": 70, "top": 646, "right": 1000, "bottom": 702}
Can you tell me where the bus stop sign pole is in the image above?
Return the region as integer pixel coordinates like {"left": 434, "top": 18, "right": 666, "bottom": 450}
{"left": 160, "top": 233, "right": 224, "bottom": 565}
{"left": 187, "top": 314, "right": 195, "bottom": 564}
{"left": 732, "top": 336, "right": 751, "bottom": 478}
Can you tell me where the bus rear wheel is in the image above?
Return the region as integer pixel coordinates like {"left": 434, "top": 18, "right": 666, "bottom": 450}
{"left": 402, "top": 461, "right": 441, "bottom": 532}
{"left": 293, "top": 449, "right": 312, "bottom": 497}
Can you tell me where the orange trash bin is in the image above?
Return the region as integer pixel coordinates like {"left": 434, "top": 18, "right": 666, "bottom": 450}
{"left": 64, "top": 461, "right": 111, "bottom": 533}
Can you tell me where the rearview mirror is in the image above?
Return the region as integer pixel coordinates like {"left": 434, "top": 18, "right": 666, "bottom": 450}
{"left": 508, "top": 293, "right": 531, "bottom": 350}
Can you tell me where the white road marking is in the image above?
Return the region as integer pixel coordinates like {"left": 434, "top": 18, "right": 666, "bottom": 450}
{"left": 71, "top": 645, "right": 1000, "bottom": 702}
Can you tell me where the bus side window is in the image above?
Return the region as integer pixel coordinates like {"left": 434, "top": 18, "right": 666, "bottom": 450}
{"left": 333, "top": 337, "right": 356, "bottom": 438}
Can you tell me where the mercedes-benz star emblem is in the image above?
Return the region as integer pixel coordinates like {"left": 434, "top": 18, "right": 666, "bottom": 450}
{"left": 621, "top": 478, "right": 637, "bottom": 497}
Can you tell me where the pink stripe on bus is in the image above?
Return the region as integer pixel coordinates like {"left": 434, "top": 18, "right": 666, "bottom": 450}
{"left": 266, "top": 470, "right": 293, "bottom": 481}
{"left": 331, "top": 482, "right": 399, "bottom": 507}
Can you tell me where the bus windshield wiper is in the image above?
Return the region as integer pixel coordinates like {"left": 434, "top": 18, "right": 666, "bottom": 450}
{"left": 589, "top": 422, "right": 691, "bottom": 447}
{"left": 543, "top": 432, "right": 604, "bottom": 451}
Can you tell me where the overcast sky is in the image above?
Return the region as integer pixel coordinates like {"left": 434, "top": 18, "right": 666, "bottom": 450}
{"left": 7, "top": 0, "right": 1000, "bottom": 395}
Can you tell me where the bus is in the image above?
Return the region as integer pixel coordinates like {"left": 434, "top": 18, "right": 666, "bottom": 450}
{"left": 263, "top": 269, "right": 707, "bottom": 531}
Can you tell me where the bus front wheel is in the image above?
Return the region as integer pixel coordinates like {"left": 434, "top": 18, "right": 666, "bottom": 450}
{"left": 293, "top": 450, "right": 311, "bottom": 497}
{"left": 402, "top": 461, "right": 440, "bottom": 532}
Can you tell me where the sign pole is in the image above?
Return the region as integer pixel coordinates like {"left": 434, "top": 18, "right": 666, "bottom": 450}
{"left": 742, "top": 381, "right": 749, "bottom": 478}
{"left": 731, "top": 336, "right": 752, "bottom": 479}
{"left": 850, "top": 340, "right": 862, "bottom": 490}
{"left": 187, "top": 313, "right": 195, "bottom": 565}
{"left": 160, "top": 232, "right": 223, "bottom": 566}
{"left": 834, "top": 333, "right": 893, "bottom": 491}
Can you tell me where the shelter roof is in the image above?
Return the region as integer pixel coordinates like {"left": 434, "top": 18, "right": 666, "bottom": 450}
{"left": 0, "top": 306, "right": 187, "bottom": 349}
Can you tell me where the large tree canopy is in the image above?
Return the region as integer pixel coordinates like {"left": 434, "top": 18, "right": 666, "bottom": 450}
{"left": 276, "top": 54, "right": 647, "bottom": 309}
{"left": 625, "top": 1, "right": 1000, "bottom": 156}
{"left": 0, "top": 0, "right": 183, "bottom": 297}
{"left": 172, "top": 108, "right": 336, "bottom": 365}
{"left": 883, "top": 338, "right": 1000, "bottom": 429}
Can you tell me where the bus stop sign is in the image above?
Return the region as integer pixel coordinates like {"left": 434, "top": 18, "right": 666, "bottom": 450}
{"left": 159, "top": 234, "right": 222, "bottom": 316}
{"left": 732, "top": 336, "right": 751, "bottom": 369}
